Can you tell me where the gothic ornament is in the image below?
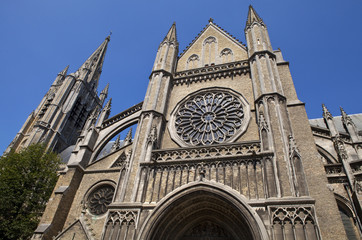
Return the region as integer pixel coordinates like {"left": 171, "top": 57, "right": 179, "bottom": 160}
{"left": 204, "top": 36, "right": 217, "bottom": 45}
{"left": 110, "top": 135, "right": 121, "bottom": 153}
{"left": 124, "top": 128, "right": 133, "bottom": 145}
{"left": 148, "top": 126, "right": 157, "bottom": 144}
{"left": 87, "top": 185, "right": 115, "bottom": 215}
{"left": 333, "top": 136, "right": 348, "bottom": 161}
{"left": 258, "top": 112, "right": 268, "bottom": 131}
{"left": 169, "top": 88, "right": 250, "bottom": 147}
{"left": 322, "top": 104, "right": 332, "bottom": 120}
{"left": 220, "top": 48, "right": 233, "bottom": 56}
{"left": 187, "top": 54, "right": 199, "bottom": 62}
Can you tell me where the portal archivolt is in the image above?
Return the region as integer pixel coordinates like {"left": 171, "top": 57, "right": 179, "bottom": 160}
{"left": 139, "top": 183, "right": 269, "bottom": 240}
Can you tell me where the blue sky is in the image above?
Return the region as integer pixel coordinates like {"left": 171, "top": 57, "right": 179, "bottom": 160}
{"left": 1, "top": 0, "right": 361, "bottom": 153}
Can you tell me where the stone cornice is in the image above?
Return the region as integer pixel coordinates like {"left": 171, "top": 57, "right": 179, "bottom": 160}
{"left": 248, "top": 50, "right": 276, "bottom": 61}
{"left": 141, "top": 110, "right": 167, "bottom": 122}
{"left": 173, "top": 60, "right": 250, "bottom": 86}
{"left": 141, "top": 141, "right": 275, "bottom": 165}
{"left": 149, "top": 69, "right": 173, "bottom": 80}
{"left": 255, "top": 92, "right": 286, "bottom": 104}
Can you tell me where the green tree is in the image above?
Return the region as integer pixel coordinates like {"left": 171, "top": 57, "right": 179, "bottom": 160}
{"left": 0, "top": 144, "right": 61, "bottom": 240}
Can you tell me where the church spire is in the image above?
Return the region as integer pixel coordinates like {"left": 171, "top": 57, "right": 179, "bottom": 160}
{"left": 153, "top": 23, "right": 179, "bottom": 73}
{"left": 76, "top": 36, "right": 110, "bottom": 90}
{"left": 163, "top": 22, "right": 177, "bottom": 43}
{"left": 246, "top": 5, "right": 264, "bottom": 28}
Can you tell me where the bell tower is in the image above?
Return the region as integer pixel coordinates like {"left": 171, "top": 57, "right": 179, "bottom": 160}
{"left": 5, "top": 37, "right": 110, "bottom": 154}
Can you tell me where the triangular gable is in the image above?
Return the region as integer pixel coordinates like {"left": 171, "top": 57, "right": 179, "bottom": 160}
{"left": 177, "top": 21, "right": 248, "bottom": 72}
{"left": 55, "top": 219, "right": 90, "bottom": 240}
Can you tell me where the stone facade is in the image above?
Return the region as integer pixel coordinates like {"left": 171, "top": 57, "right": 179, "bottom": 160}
{"left": 8, "top": 5, "right": 360, "bottom": 240}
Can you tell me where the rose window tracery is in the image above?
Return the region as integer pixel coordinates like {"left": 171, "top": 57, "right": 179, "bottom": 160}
{"left": 87, "top": 185, "right": 115, "bottom": 215}
{"left": 173, "top": 90, "right": 247, "bottom": 146}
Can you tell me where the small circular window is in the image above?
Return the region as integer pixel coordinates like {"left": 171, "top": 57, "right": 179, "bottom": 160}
{"left": 169, "top": 88, "right": 250, "bottom": 147}
{"left": 87, "top": 185, "right": 115, "bottom": 215}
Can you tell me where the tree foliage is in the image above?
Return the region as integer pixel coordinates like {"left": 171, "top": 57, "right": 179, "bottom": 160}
{"left": 0, "top": 144, "right": 61, "bottom": 240}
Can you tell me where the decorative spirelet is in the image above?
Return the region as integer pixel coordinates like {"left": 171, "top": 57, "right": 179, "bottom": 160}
{"left": 87, "top": 186, "right": 115, "bottom": 215}
{"left": 175, "top": 91, "right": 244, "bottom": 146}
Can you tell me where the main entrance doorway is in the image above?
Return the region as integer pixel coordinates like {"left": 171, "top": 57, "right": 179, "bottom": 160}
{"left": 140, "top": 184, "right": 268, "bottom": 240}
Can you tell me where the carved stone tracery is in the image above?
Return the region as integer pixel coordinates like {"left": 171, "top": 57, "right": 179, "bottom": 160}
{"left": 220, "top": 48, "right": 232, "bottom": 56}
{"left": 204, "top": 36, "right": 217, "bottom": 45}
{"left": 87, "top": 185, "right": 115, "bottom": 215}
{"left": 271, "top": 206, "right": 320, "bottom": 239}
{"left": 171, "top": 89, "right": 250, "bottom": 147}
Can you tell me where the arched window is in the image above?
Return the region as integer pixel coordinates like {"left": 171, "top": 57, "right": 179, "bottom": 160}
{"left": 220, "top": 48, "right": 233, "bottom": 63}
{"left": 336, "top": 198, "right": 359, "bottom": 240}
{"left": 186, "top": 54, "right": 200, "bottom": 70}
{"left": 202, "top": 36, "right": 217, "bottom": 66}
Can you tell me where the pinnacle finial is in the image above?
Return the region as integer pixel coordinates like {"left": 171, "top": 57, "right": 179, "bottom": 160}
{"left": 163, "top": 22, "right": 178, "bottom": 43}
{"left": 104, "top": 98, "right": 112, "bottom": 110}
{"left": 322, "top": 104, "right": 333, "bottom": 120}
{"left": 340, "top": 106, "right": 354, "bottom": 127}
{"left": 124, "top": 128, "right": 133, "bottom": 145}
{"left": 59, "top": 65, "right": 70, "bottom": 76}
{"left": 101, "top": 83, "right": 109, "bottom": 95}
{"left": 340, "top": 106, "right": 347, "bottom": 116}
{"left": 111, "top": 135, "right": 121, "bottom": 152}
{"left": 208, "top": 18, "right": 214, "bottom": 23}
{"left": 246, "top": 5, "right": 264, "bottom": 28}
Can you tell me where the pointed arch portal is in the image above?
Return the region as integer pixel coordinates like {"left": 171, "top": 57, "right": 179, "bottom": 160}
{"left": 138, "top": 182, "right": 269, "bottom": 240}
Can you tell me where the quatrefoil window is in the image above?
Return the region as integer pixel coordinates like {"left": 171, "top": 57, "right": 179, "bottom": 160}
{"left": 170, "top": 88, "right": 250, "bottom": 146}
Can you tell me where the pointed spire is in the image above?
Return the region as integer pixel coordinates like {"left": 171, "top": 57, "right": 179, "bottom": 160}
{"left": 101, "top": 83, "right": 109, "bottom": 96}
{"left": 340, "top": 107, "right": 354, "bottom": 126}
{"left": 76, "top": 36, "right": 110, "bottom": 88}
{"left": 111, "top": 135, "right": 121, "bottom": 152}
{"left": 58, "top": 65, "right": 69, "bottom": 76}
{"left": 163, "top": 22, "right": 177, "bottom": 43}
{"left": 322, "top": 104, "right": 333, "bottom": 120}
{"left": 96, "top": 98, "right": 112, "bottom": 128}
{"left": 54, "top": 65, "right": 70, "bottom": 85}
{"left": 99, "top": 83, "right": 109, "bottom": 104}
{"left": 340, "top": 107, "right": 360, "bottom": 142}
{"left": 105, "top": 97, "right": 112, "bottom": 109}
{"left": 246, "top": 5, "right": 264, "bottom": 28}
{"left": 124, "top": 128, "right": 133, "bottom": 145}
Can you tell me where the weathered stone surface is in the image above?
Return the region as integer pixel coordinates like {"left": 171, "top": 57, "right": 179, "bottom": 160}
{"left": 23, "top": 6, "right": 362, "bottom": 240}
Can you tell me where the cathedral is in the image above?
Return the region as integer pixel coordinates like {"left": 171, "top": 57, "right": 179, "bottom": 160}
{"left": 6, "top": 6, "right": 362, "bottom": 240}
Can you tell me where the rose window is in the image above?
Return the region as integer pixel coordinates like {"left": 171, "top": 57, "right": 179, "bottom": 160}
{"left": 87, "top": 185, "right": 115, "bottom": 215}
{"left": 174, "top": 90, "right": 247, "bottom": 146}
